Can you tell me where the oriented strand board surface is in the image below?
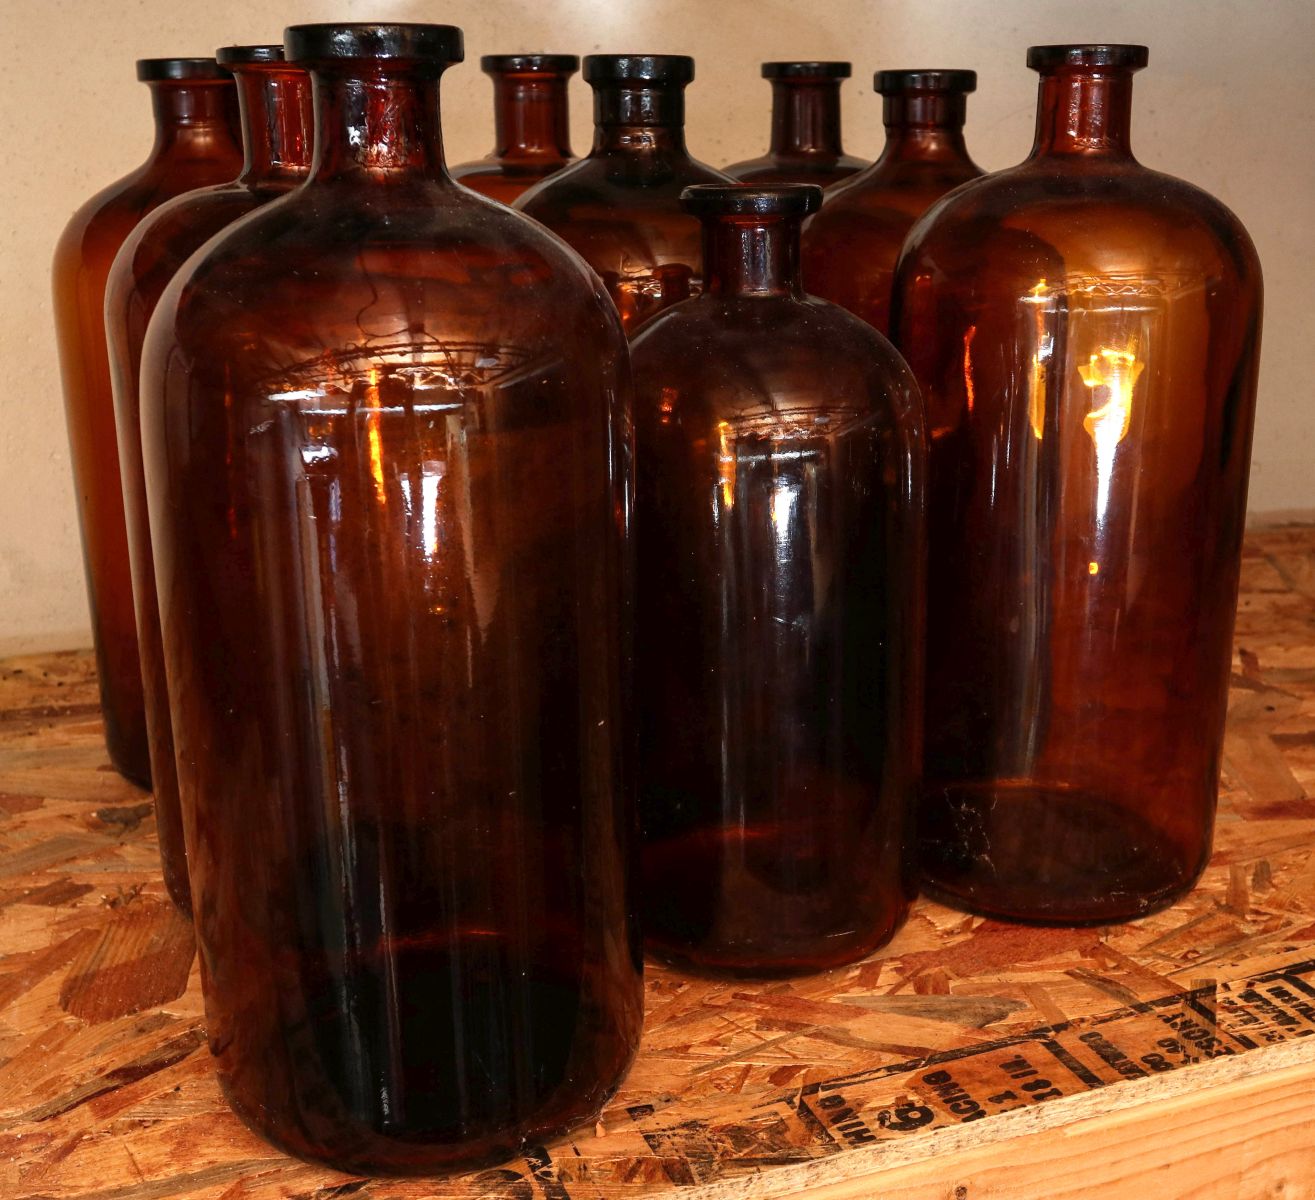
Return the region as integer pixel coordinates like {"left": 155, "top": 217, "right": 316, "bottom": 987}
{"left": 3, "top": 525, "right": 1315, "bottom": 1199}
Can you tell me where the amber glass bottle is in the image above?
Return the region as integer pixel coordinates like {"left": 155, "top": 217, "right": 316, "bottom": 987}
{"left": 140, "top": 23, "right": 641, "bottom": 1173}
{"left": 893, "top": 45, "right": 1263, "bottom": 924}
{"left": 105, "top": 47, "right": 312, "bottom": 913}
{"left": 803, "top": 69, "right": 981, "bottom": 333}
{"left": 723, "top": 62, "right": 867, "bottom": 186}
{"left": 52, "top": 59, "right": 241, "bottom": 786}
{"left": 450, "top": 54, "right": 578, "bottom": 203}
{"left": 515, "top": 54, "right": 731, "bottom": 334}
{"left": 631, "top": 185, "right": 924, "bottom": 974}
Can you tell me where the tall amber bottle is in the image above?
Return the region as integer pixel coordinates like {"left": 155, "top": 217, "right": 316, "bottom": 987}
{"left": 105, "top": 46, "right": 312, "bottom": 913}
{"left": 893, "top": 46, "right": 1263, "bottom": 923}
{"left": 52, "top": 59, "right": 242, "bottom": 786}
{"left": 515, "top": 54, "right": 731, "bottom": 334}
{"left": 723, "top": 62, "right": 867, "bottom": 186}
{"left": 631, "top": 185, "right": 924, "bottom": 974}
{"left": 803, "top": 69, "right": 981, "bottom": 333}
{"left": 450, "top": 54, "right": 578, "bottom": 203}
{"left": 140, "top": 23, "right": 641, "bottom": 1173}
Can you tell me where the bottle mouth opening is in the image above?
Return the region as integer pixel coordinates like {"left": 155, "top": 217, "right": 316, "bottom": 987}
{"left": 480, "top": 53, "right": 579, "bottom": 74}
{"left": 681, "top": 183, "right": 822, "bottom": 218}
{"left": 584, "top": 54, "right": 695, "bottom": 85}
{"left": 1027, "top": 45, "right": 1148, "bottom": 71}
{"left": 136, "top": 57, "right": 228, "bottom": 82}
{"left": 762, "top": 61, "right": 851, "bottom": 80}
{"left": 284, "top": 23, "right": 464, "bottom": 67}
{"left": 875, "top": 68, "right": 977, "bottom": 95}
{"left": 215, "top": 45, "right": 286, "bottom": 67}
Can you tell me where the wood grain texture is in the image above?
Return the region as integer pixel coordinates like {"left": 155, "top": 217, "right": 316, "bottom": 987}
{"left": 3, "top": 524, "right": 1315, "bottom": 1199}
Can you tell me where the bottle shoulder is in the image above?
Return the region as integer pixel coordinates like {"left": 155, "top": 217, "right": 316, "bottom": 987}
{"left": 722, "top": 153, "right": 868, "bottom": 185}
{"left": 516, "top": 152, "right": 732, "bottom": 214}
{"left": 52, "top": 163, "right": 155, "bottom": 274}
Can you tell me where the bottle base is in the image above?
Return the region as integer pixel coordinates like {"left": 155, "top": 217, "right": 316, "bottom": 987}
{"left": 919, "top": 780, "right": 1208, "bottom": 925}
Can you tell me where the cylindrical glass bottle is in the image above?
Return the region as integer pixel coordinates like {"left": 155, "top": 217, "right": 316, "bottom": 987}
{"left": 141, "top": 23, "right": 641, "bottom": 1173}
{"left": 450, "top": 54, "right": 578, "bottom": 203}
{"left": 893, "top": 46, "right": 1263, "bottom": 923}
{"left": 631, "top": 185, "right": 924, "bottom": 974}
{"left": 723, "top": 62, "right": 867, "bottom": 186}
{"left": 105, "top": 46, "right": 312, "bottom": 913}
{"left": 803, "top": 69, "right": 981, "bottom": 333}
{"left": 515, "top": 54, "right": 731, "bottom": 335}
{"left": 52, "top": 59, "right": 242, "bottom": 785}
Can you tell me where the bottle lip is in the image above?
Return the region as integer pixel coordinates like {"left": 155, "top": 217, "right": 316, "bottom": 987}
{"left": 681, "top": 183, "right": 823, "bottom": 218}
{"left": 284, "top": 23, "right": 464, "bottom": 65}
{"left": 583, "top": 55, "right": 695, "bottom": 85}
{"left": 480, "top": 53, "right": 579, "bottom": 74}
{"left": 215, "top": 45, "right": 286, "bottom": 67}
{"left": 875, "top": 68, "right": 977, "bottom": 94}
{"left": 1027, "top": 44, "right": 1148, "bottom": 71}
{"left": 136, "top": 57, "right": 228, "bottom": 82}
{"left": 761, "top": 61, "right": 851, "bottom": 80}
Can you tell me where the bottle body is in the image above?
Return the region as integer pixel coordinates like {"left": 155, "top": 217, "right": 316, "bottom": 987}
{"left": 105, "top": 52, "right": 311, "bottom": 912}
{"left": 141, "top": 29, "right": 641, "bottom": 1172}
{"left": 52, "top": 64, "right": 242, "bottom": 785}
{"left": 631, "top": 187, "right": 924, "bottom": 973}
{"left": 893, "top": 48, "right": 1263, "bottom": 923}
{"left": 515, "top": 55, "right": 732, "bottom": 334}
{"left": 803, "top": 70, "right": 981, "bottom": 333}
{"left": 723, "top": 64, "right": 867, "bottom": 186}
{"left": 450, "top": 54, "right": 577, "bottom": 204}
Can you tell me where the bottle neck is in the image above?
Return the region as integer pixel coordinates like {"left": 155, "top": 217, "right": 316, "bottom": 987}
{"left": 308, "top": 66, "right": 448, "bottom": 181}
{"left": 878, "top": 92, "right": 971, "bottom": 163}
{"left": 234, "top": 67, "right": 314, "bottom": 184}
{"left": 491, "top": 72, "right": 572, "bottom": 160}
{"left": 591, "top": 84, "right": 688, "bottom": 155}
{"left": 1030, "top": 68, "right": 1135, "bottom": 159}
{"left": 701, "top": 214, "right": 804, "bottom": 299}
{"left": 769, "top": 79, "right": 844, "bottom": 157}
{"left": 149, "top": 79, "right": 241, "bottom": 159}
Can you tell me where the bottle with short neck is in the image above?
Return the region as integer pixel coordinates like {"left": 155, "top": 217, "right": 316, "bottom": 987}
{"left": 724, "top": 62, "right": 867, "bottom": 185}
{"left": 104, "top": 47, "right": 312, "bottom": 915}
{"left": 800, "top": 69, "right": 981, "bottom": 332}
{"left": 1028, "top": 48, "right": 1138, "bottom": 161}
{"left": 589, "top": 63, "right": 691, "bottom": 159}
{"left": 696, "top": 200, "right": 808, "bottom": 300}
{"left": 451, "top": 54, "right": 577, "bottom": 202}
{"left": 51, "top": 57, "right": 242, "bottom": 790}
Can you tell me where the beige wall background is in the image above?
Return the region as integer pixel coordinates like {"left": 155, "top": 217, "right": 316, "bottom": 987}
{"left": 1, "top": 0, "right": 1311, "bottom": 653}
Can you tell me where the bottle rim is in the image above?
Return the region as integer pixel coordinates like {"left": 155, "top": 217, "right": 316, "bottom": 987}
{"left": 1027, "top": 45, "right": 1149, "bottom": 71}
{"left": 583, "top": 55, "right": 695, "bottom": 85}
{"left": 215, "top": 45, "right": 287, "bottom": 67}
{"left": 761, "top": 61, "right": 852, "bottom": 80}
{"left": 480, "top": 53, "right": 579, "bottom": 74}
{"left": 875, "top": 68, "right": 977, "bottom": 94}
{"left": 681, "top": 183, "right": 823, "bottom": 218}
{"left": 136, "top": 58, "right": 228, "bottom": 82}
{"left": 284, "top": 23, "right": 464, "bottom": 65}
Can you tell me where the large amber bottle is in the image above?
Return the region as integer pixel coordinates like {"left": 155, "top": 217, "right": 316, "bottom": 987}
{"left": 52, "top": 58, "right": 241, "bottom": 785}
{"left": 140, "top": 23, "right": 641, "bottom": 1172}
{"left": 450, "top": 54, "right": 578, "bottom": 203}
{"left": 515, "top": 54, "right": 731, "bottom": 334}
{"left": 723, "top": 62, "right": 867, "bottom": 186}
{"left": 803, "top": 69, "right": 981, "bottom": 333}
{"left": 893, "top": 46, "right": 1263, "bottom": 923}
{"left": 105, "top": 46, "right": 312, "bottom": 912}
{"left": 631, "top": 185, "right": 924, "bottom": 974}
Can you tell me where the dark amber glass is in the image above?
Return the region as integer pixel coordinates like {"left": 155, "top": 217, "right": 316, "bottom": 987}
{"left": 723, "top": 62, "right": 867, "bottom": 186}
{"left": 105, "top": 47, "right": 312, "bottom": 913}
{"left": 631, "top": 185, "right": 924, "bottom": 975}
{"left": 52, "top": 59, "right": 241, "bottom": 786}
{"left": 803, "top": 69, "right": 981, "bottom": 333}
{"left": 139, "top": 23, "right": 640, "bottom": 1174}
{"left": 515, "top": 54, "right": 731, "bottom": 334}
{"left": 450, "top": 54, "right": 578, "bottom": 203}
{"left": 892, "top": 46, "right": 1263, "bottom": 924}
